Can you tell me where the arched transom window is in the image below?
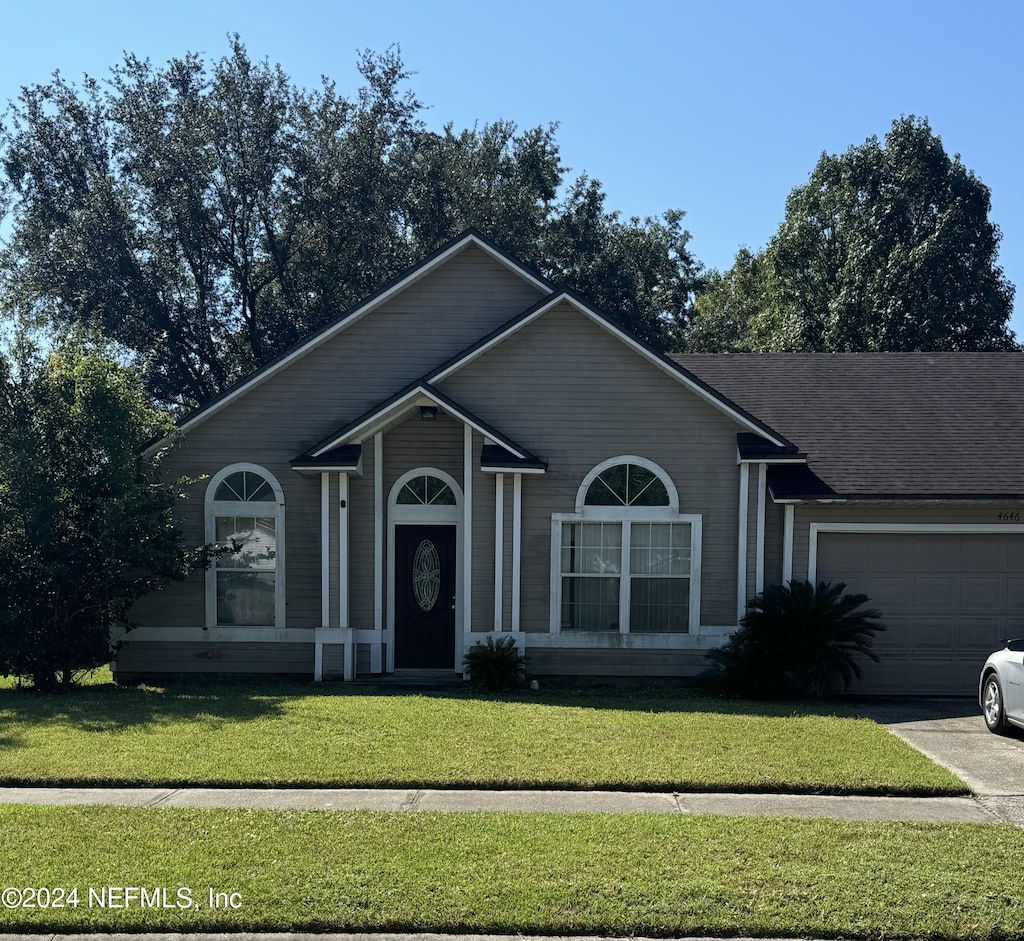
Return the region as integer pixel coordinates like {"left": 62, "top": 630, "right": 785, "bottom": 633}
{"left": 555, "top": 457, "right": 699, "bottom": 635}
{"left": 397, "top": 473, "right": 457, "bottom": 506}
{"left": 206, "top": 464, "right": 285, "bottom": 628}
{"left": 584, "top": 462, "right": 671, "bottom": 507}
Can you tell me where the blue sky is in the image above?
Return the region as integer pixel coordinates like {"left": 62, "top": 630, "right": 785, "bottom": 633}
{"left": 3, "top": 0, "right": 1022, "bottom": 335}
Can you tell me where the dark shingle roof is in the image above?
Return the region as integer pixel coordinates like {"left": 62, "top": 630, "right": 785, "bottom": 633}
{"left": 671, "top": 353, "right": 1024, "bottom": 499}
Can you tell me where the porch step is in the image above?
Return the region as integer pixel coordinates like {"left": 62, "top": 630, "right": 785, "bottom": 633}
{"left": 350, "top": 669, "right": 466, "bottom": 690}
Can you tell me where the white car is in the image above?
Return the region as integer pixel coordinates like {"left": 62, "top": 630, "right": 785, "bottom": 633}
{"left": 980, "top": 640, "right": 1024, "bottom": 734}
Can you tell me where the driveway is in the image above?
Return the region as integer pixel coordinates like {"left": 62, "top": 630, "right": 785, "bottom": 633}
{"left": 855, "top": 697, "right": 1024, "bottom": 824}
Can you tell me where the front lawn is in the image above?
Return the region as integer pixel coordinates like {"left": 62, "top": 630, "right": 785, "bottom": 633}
{"left": 0, "top": 674, "right": 964, "bottom": 794}
{"left": 0, "top": 806, "right": 1019, "bottom": 938}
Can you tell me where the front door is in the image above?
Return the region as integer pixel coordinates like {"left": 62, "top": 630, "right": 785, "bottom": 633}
{"left": 394, "top": 524, "right": 457, "bottom": 668}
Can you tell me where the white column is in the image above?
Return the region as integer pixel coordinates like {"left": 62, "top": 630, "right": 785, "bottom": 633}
{"left": 512, "top": 473, "right": 522, "bottom": 632}
{"left": 372, "top": 433, "right": 383, "bottom": 674}
{"left": 782, "top": 504, "right": 795, "bottom": 585}
{"left": 320, "top": 472, "right": 330, "bottom": 628}
{"left": 339, "top": 473, "right": 350, "bottom": 627}
{"left": 316, "top": 471, "right": 330, "bottom": 682}
{"left": 339, "top": 472, "right": 353, "bottom": 681}
{"left": 494, "top": 473, "right": 504, "bottom": 632}
{"left": 737, "top": 462, "right": 749, "bottom": 623}
{"left": 755, "top": 462, "right": 767, "bottom": 594}
{"left": 463, "top": 425, "right": 473, "bottom": 654}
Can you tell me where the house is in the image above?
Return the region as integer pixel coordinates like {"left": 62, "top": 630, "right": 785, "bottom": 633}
{"left": 119, "top": 230, "right": 1024, "bottom": 695}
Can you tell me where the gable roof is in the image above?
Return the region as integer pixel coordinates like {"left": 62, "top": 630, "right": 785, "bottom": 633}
{"left": 307, "top": 381, "right": 544, "bottom": 466}
{"left": 428, "top": 290, "right": 794, "bottom": 448}
{"left": 163, "top": 229, "right": 554, "bottom": 443}
{"left": 674, "top": 353, "right": 1024, "bottom": 499}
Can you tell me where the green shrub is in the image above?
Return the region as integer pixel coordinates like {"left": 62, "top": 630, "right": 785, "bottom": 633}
{"left": 463, "top": 635, "right": 526, "bottom": 693}
{"left": 705, "top": 580, "right": 885, "bottom": 699}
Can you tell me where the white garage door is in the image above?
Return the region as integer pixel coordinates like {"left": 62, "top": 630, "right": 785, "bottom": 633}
{"left": 816, "top": 532, "right": 1024, "bottom": 695}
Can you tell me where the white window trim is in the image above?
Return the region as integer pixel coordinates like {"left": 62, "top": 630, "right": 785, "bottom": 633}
{"left": 386, "top": 467, "right": 465, "bottom": 672}
{"left": 553, "top": 457, "right": 700, "bottom": 636}
{"left": 550, "top": 511, "right": 703, "bottom": 636}
{"left": 575, "top": 455, "right": 680, "bottom": 513}
{"left": 205, "top": 462, "right": 286, "bottom": 630}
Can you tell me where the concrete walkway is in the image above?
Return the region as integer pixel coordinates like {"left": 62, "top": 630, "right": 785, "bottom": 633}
{"left": 0, "top": 785, "right": 1004, "bottom": 823}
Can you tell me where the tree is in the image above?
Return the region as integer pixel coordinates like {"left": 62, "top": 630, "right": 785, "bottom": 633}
{"left": 0, "top": 333, "right": 205, "bottom": 689}
{"left": 686, "top": 117, "right": 1016, "bottom": 352}
{"left": 540, "top": 176, "right": 703, "bottom": 349}
{"left": 0, "top": 41, "right": 701, "bottom": 408}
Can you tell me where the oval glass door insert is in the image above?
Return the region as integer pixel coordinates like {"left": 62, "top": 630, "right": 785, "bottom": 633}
{"left": 412, "top": 539, "right": 441, "bottom": 612}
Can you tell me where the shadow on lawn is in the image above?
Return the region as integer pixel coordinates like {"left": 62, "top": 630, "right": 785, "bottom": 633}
{"left": 0, "top": 676, "right": 291, "bottom": 734}
{"left": 327, "top": 679, "right": 870, "bottom": 720}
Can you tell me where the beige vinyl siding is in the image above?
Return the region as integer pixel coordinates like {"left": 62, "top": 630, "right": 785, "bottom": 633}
{"left": 327, "top": 473, "right": 338, "bottom": 628}
{"left": 383, "top": 411, "right": 464, "bottom": 498}
{"left": 437, "top": 300, "right": 744, "bottom": 629}
{"left": 115, "top": 641, "right": 313, "bottom": 675}
{"left": 763, "top": 499, "right": 785, "bottom": 589}
{"left": 136, "top": 245, "right": 544, "bottom": 636}
{"left": 383, "top": 411, "right": 465, "bottom": 633}
{"left": 526, "top": 648, "right": 707, "bottom": 677}
{"left": 322, "top": 643, "right": 346, "bottom": 680}
{"left": 502, "top": 473, "right": 514, "bottom": 629}
{"left": 471, "top": 439, "right": 495, "bottom": 632}
{"left": 349, "top": 450, "right": 376, "bottom": 629}
{"left": 744, "top": 464, "right": 759, "bottom": 606}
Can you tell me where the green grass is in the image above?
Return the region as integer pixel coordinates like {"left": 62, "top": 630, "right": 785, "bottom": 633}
{"left": 0, "top": 805, "right": 1020, "bottom": 937}
{"left": 0, "top": 672, "right": 964, "bottom": 793}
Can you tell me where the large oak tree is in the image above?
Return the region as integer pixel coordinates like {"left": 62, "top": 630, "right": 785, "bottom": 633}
{"left": 0, "top": 40, "right": 702, "bottom": 408}
{"left": 686, "top": 117, "right": 1016, "bottom": 352}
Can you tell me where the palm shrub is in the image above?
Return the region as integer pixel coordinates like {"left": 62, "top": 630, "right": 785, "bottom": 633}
{"left": 463, "top": 635, "right": 527, "bottom": 693}
{"left": 706, "top": 580, "right": 885, "bottom": 699}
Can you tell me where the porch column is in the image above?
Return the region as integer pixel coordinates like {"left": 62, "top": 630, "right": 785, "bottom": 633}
{"left": 755, "top": 462, "right": 767, "bottom": 594}
{"left": 782, "top": 504, "right": 795, "bottom": 584}
{"left": 463, "top": 425, "right": 473, "bottom": 658}
{"left": 339, "top": 471, "right": 353, "bottom": 680}
{"left": 494, "top": 473, "right": 504, "bottom": 631}
{"left": 737, "top": 462, "right": 749, "bottom": 622}
{"left": 512, "top": 472, "right": 522, "bottom": 631}
{"left": 315, "top": 471, "right": 330, "bottom": 681}
{"left": 372, "top": 432, "right": 383, "bottom": 674}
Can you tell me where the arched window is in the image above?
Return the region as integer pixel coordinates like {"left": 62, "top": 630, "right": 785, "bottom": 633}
{"left": 584, "top": 462, "right": 670, "bottom": 507}
{"left": 396, "top": 473, "right": 457, "bottom": 506}
{"left": 555, "top": 457, "right": 699, "bottom": 635}
{"left": 206, "top": 464, "right": 285, "bottom": 628}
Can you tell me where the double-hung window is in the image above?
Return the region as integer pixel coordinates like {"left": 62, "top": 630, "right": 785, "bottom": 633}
{"left": 206, "top": 464, "right": 285, "bottom": 628}
{"left": 553, "top": 458, "right": 701, "bottom": 634}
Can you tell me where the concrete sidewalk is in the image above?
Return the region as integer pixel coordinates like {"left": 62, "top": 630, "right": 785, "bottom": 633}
{"left": 0, "top": 785, "right": 1004, "bottom": 823}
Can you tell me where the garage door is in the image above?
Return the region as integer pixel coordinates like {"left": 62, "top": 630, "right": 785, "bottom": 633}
{"left": 816, "top": 532, "right": 1024, "bottom": 695}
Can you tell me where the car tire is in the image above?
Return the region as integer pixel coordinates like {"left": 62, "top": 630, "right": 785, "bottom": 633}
{"left": 983, "top": 673, "right": 1008, "bottom": 734}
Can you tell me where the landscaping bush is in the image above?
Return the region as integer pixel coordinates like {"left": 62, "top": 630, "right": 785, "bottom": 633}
{"left": 705, "top": 580, "right": 885, "bottom": 699}
{"left": 463, "top": 635, "right": 526, "bottom": 692}
{"left": 0, "top": 334, "right": 211, "bottom": 690}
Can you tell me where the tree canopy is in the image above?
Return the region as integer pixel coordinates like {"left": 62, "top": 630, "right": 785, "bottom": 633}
{"left": 0, "top": 40, "right": 702, "bottom": 409}
{"left": 686, "top": 117, "right": 1017, "bottom": 352}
